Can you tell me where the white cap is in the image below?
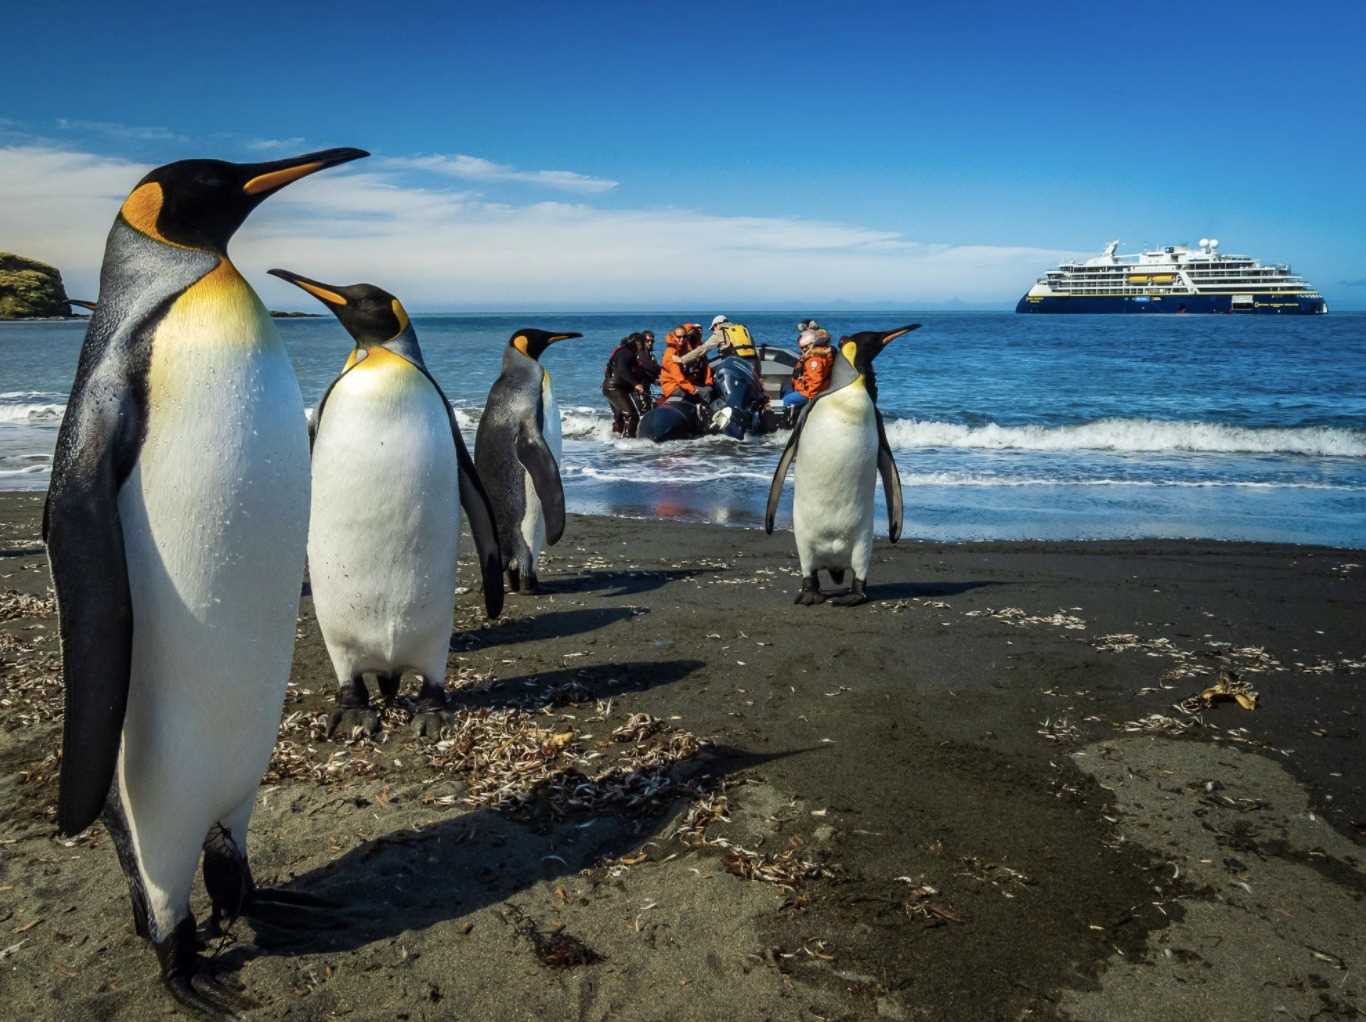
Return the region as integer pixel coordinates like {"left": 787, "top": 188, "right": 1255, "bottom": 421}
{"left": 710, "top": 315, "right": 728, "bottom": 329}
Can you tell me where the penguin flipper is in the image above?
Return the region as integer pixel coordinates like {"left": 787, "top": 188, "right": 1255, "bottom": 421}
{"left": 516, "top": 427, "right": 566, "bottom": 546}
{"left": 45, "top": 374, "right": 143, "bottom": 837}
{"left": 405, "top": 363, "right": 505, "bottom": 619}
{"left": 765, "top": 409, "right": 806, "bottom": 534}
{"left": 454, "top": 429, "right": 505, "bottom": 620}
{"left": 308, "top": 373, "right": 346, "bottom": 452}
{"left": 875, "top": 410, "right": 903, "bottom": 543}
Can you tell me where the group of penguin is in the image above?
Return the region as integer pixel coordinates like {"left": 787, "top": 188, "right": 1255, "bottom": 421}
{"left": 41, "top": 147, "right": 912, "bottom": 1016}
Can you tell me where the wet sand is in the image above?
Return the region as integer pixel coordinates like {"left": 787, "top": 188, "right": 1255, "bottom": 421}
{"left": 1, "top": 489, "right": 1363, "bottom": 1020}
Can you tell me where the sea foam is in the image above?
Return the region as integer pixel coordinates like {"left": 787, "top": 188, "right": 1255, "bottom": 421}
{"left": 880, "top": 417, "right": 1366, "bottom": 458}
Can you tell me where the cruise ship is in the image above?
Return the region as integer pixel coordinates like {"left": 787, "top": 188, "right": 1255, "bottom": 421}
{"left": 1016, "top": 239, "right": 1327, "bottom": 314}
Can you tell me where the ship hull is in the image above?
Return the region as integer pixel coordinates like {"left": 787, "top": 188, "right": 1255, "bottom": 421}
{"left": 1016, "top": 293, "right": 1327, "bottom": 314}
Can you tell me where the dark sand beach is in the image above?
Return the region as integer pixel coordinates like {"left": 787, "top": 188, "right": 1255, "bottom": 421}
{"left": 1, "top": 489, "right": 1362, "bottom": 1020}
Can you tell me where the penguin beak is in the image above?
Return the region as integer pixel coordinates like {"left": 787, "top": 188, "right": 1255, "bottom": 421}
{"left": 241, "top": 147, "right": 369, "bottom": 198}
{"left": 267, "top": 268, "right": 349, "bottom": 308}
{"left": 879, "top": 323, "right": 921, "bottom": 348}
{"left": 547, "top": 332, "right": 584, "bottom": 344}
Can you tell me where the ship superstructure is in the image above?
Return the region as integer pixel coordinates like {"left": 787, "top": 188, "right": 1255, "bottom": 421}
{"left": 1017, "top": 239, "right": 1327, "bottom": 314}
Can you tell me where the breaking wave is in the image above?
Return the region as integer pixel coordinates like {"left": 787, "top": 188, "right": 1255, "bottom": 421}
{"left": 902, "top": 472, "right": 1366, "bottom": 491}
{"left": 880, "top": 418, "right": 1366, "bottom": 457}
{"left": 0, "top": 394, "right": 66, "bottom": 423}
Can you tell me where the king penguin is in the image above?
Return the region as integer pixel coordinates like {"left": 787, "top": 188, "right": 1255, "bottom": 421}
{"left": 268, "top": 270, "right": 504, "bottom": 737}
{"left": 44, "top": 146, "right": 367, "bottom": 1015}
{"left": 474, "top": 329, "right": 583, "bottom": 594}
{"left": 765, "top": 325, "right": 920, "bottom": 606}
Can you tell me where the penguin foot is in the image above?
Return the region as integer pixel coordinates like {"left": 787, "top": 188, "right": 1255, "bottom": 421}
{"left": 413, "top": 710, "right": 456, "bottom": 738}
{"left": 511, "top": 569, "right": 543, "bottom": 595}
{"left": 830, "top": 579, "right": 868, "bottom": 607}
{"left": 158, "top": 917, "right": 257, "bottom": 1019}
{"left": 328, "top": 675, "right": 380, "bottom": 736}
{"left": 411, "top": 679, "right": 453, "bottom": 737}
{"left": 795, "top": 574, "right": 825, "bottom": 605}
{"left": 165, "top": 971, "right": 256, "bottom": 1020}
{"left": 327, "top": 706, "right": 382, "bottom": 738}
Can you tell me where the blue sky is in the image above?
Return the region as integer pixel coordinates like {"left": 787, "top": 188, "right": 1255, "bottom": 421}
{"left": 5, "top": 0, "right": 1365, "bottom": 308}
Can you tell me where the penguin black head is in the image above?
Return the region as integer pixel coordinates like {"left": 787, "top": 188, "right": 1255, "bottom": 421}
{"left": 838, "top": 324, "right": 921, "bottom": 374}
{"left": 119, "top": 147, "right": 369, "bottom": 252}
{"left": 508, "top": 329, "right": 583, "bottom": 361}
{"left": 268, "top": 269, "right": 410, "bottom": 346}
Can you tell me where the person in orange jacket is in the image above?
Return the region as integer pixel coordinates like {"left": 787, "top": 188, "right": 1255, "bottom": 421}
{"left": 659, "top": 324, "right": 713, "bottom": 402}
{"left": 782, "top": 327, "right": 834, "bottom": 423}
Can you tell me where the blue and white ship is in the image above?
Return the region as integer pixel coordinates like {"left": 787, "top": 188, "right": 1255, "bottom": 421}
{"left": 1016, "top": 239, "right": 1327, "bottom": 314}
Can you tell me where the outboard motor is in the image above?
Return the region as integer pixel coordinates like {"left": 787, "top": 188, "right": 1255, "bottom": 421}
{"left": 708, "top": 355, "right": 761, "bottom": 439}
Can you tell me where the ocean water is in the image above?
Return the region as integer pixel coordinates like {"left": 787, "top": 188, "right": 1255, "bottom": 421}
{"left": 3, "top": 312, "right": 1364, "bottom": 548}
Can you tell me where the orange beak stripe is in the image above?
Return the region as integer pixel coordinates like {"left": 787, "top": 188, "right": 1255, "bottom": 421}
{"left": 243, "top": 161, "right": 325, "bottom": 196}
{"left": 294, "top": 279, "right": 347, "bottom": 305}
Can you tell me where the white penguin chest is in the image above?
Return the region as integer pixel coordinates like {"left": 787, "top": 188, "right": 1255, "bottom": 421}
{"left": 518, "top": 372, "right": 557, "bottom": 560}
{"left": 793, "top": 383, "right": 878, "bottom": 552}
{"left": 541, "top": 375, "right": 562, "bottom": 464}
{"left": 121, "top": 261, "right": 311, "bottom": 605}
{"left": 308, "top": 350, "right": 460, "bottom": 669}
{"left": 795, "top": 386, "right": 877, "bottom": 496}
{"left": 310, "top": 351, "right": 460, "bottom": 554}
{"left": 115, "top": 261, "right": 310, "bottom": 778}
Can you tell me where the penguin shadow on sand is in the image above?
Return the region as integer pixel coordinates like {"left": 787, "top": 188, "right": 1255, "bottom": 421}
{"left": 444, "top": 658, "right": 705, "bottom": 714}
{"left": 537, "top": 567, "right": 717, "bottom": 598}
{"left": 214, "top": 745, "right": 801, "bottom": 967}
{"left": 455, "top": 605, "right": 642, "bottom": 651}
{"left": 863, "top": 579, "right": 1006, "bottom": 602}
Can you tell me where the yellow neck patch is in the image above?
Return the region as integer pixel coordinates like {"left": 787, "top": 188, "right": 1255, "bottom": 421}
{"left": 176, "top": 259, "right": 249, "bottom": 308}
{"left": 120, "top": 182, "right": 178, "bottom": 246}
{"left": 513, "top": 335, "right": 530, "bottom": 356}
{"left": 243, "top": 161, "right": 323, "bottom": 196}
{"left": 391, "top": 299, "right": 410, "bottom": 333}
{"left": 349, "top": 345, "right": 410, "bottom": 375}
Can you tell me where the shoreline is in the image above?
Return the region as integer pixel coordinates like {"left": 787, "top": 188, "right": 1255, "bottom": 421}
{"left": 2, "top": 491, "right": 1363, "bottom": 1019}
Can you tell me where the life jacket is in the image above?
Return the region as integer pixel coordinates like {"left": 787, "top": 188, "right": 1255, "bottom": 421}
{"left": 715, "top": 323, "right": 757, "bottom": 359}
{"left": 793, "top": 344, "right": 834, "bottom": 399}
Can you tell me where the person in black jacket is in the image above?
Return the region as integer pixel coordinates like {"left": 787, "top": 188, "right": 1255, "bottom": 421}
{"left": 603, "top": 333, "right": 650, "bottom": 437}
{"left": 636, "top": 330, "right": 661, "bottom": 386}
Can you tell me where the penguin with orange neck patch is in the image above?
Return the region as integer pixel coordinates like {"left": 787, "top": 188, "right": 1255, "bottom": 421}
{"left": 766, "top": 324, "right": 919, "bottom": 605}
{"left": 268, "top": 270, "right": 504, "bottom": 736}
{"left": 475, "top": 328, "right": 583, "bottom": 593}
{"left": 44, "top": 147, "right": 366, "bottom": 1015}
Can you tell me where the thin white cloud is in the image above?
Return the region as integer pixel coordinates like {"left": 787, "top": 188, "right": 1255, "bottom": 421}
{"left": 389, "top": 154, "right": 619, "bottom": 194}
{"left": 54, "top": 118, "right": 189, "bottom": 144}
{"left": 0, "top": 142, "right": 1083, "bottom": 307}
{"left": 244, "top": 136, "right": 308, "bottom": 152}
